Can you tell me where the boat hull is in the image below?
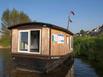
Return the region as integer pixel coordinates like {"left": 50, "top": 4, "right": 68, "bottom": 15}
{"left": 11, "top": 53, "right": 74, "bottom": 75}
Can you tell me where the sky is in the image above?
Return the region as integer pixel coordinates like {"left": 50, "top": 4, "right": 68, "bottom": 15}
{"left": 0, "top": 0, "right": 103, "bottom": 33}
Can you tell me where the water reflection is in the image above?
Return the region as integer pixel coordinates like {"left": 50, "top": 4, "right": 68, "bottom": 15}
{"left": 0, "top": 52, "right": 5, "bottom": 77}
{"left": 12, "top": 70, "right": 67, "bottom": 77}
{"left": 0, "top": 48, "right": 11, "bottom": 77}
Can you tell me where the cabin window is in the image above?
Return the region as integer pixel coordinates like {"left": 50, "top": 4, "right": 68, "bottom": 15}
{"left": 20, "top": 32, "right": 28, "bottom": 51}
{"left": 30, "top": 31, "right": 40, "bottom": 52}
{"left": 66, "top": 36, "right": 69, "bottom": 45}
{"left": 19, "top": 30, "right": 41, "bottom": 53}
{"left": 67, "top": 36, "right": 71, "bottom": 50}
{"left": 70, "top": 36, "right": 73, "bottom": 50}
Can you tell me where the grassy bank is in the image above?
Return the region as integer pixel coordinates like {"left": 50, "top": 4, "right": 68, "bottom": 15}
{"left": 0, "top": 36, "right": 10, "bottom": 48}
{"left": 74, "top": 35, "right": 103, "bottom": 77}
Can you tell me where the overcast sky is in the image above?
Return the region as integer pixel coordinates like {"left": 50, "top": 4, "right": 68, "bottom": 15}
{"left": 0, "top": 0, "right": 103, "bottom": 33}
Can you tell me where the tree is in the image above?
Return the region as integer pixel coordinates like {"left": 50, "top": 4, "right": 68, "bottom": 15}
{"left": 80, "top": 29, "right": 86, "bottom": 36}
{"left": 0, "top": 8, "right": 31, "bottom": 47}
{"left": 1, "top": 8, "right": 31, "bottom": 36}
{"left": 1, "top": 9, "right": 10, "bottom": 35}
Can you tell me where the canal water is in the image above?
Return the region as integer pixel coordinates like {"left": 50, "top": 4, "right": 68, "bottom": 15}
{"left": 74, "top": 58, "right": 98, "bottom": 77}
{"left": 0, "top": 49, "right": 98, "bottom": 77}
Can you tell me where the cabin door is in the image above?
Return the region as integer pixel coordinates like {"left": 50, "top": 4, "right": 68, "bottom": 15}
{"left": 30, "top": 31, "right": 40, "bottom": 52}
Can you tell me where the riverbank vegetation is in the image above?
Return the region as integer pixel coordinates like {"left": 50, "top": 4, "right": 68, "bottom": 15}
{"left": 74, "top": 34, "right": 103, "bottom": 76}
{"left": 0, "top": 35, "right": 10, "bottom": 47}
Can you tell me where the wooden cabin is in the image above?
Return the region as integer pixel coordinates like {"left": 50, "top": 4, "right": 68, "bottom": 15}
{"left": 8, "top": 22, "right": 74, "bottom": 73}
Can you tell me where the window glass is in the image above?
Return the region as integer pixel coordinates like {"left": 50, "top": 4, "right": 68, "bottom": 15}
{"left": 30, "top": 31, "right": 39, "bottom": 52}
{"left": 67, "top": 36, "right": 69, "bottom": 44}
{"left": 70, "top": 36, "right": 73, "bottom": 49}
{"left": 20, "top": 32, "right": 28, "bottom": 51}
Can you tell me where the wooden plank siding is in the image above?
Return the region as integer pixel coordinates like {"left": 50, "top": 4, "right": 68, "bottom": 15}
{"left": 41, "top": 27, "right": 49, "bottom": 55}
{"left": 12, "top": 29, "right": 18, "bottom": 53}
{"left": 51, "top": 29, "right": 71, "bottom": 56}
{"left": 11, "top": 25, "right": 50, "bottom": 56}
{"left": 11, "top": 24, "right": 73, "bottom": 56}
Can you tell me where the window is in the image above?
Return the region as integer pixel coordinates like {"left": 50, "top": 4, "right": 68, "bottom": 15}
{"left": 20, "top": 32, "right": 28, "bottom": 51}
{"left": 66, "top": 36, "right": 69, "bottom": 45}
{"left": 30, "top": 31, "right": 40, "bottom": 52}
{"left": 70, "top": 36, "right": 73, "bottom": 50}
{"left": 19, "top": 30, "right": 41, "bottom": 53}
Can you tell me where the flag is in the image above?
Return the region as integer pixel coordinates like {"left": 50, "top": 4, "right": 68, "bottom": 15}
{"left": 69, "top": 18, "right": 72, "bottom": 23}
{"left": 70, "top": 11, "right": 75, "bottom": 15}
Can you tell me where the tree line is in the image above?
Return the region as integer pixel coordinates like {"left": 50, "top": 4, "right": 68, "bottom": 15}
{"left": 0, "top": 8, "right": 31, "bottom": 47}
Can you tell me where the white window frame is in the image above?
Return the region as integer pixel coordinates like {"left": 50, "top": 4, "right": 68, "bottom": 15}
{"left": 70, "top": 36, "right": 73, "bottom": 51}
{"left": 18, "top": 30, "right": 30, "bottom": 53}
{"left": 18, "top": 29, "right": 41, "bottom": 54}
{"left": 66, "top": 36, "right": 69, "bottom": 45}
{"left": 29, "top": 29, "right": 41, "bottom": 54}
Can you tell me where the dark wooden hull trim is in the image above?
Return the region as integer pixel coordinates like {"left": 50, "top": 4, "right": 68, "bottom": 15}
{"left": 11, "top": 52, "right": 73, "bottom": 59}
{"left": 12, "top": 52, "right": 74, "bottom": 74}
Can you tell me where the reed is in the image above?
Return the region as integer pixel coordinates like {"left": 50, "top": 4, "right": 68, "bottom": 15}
{"left": 74, "top": 35, "right": 103, "bottom": 76}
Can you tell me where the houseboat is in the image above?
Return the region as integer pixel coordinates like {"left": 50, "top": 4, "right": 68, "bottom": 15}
{"left": 8, "top": 22, "right": 74, "bottom": 74}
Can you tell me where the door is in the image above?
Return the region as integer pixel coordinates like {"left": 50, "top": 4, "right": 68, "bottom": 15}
{"left": 30, "top": 31, "right": 40, "bottom": 52}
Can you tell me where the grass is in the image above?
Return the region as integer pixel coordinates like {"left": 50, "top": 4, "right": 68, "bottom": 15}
{"left": 0, "top": 36, "right": 10, "bottom": 47}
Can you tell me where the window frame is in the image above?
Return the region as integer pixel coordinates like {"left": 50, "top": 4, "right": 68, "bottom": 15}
{"left": 70, "top": 36, "right": 73, "bottom": 51}
{"left": 18, "top": 29, "right": 41, "bottom": 54}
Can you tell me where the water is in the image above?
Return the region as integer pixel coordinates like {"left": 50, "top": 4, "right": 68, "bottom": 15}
{"left": 0, "top": 52, "right": 4, "bottom": 77}
{"left": 0, "top": 48, "right": 98, "bottom": 77}
{"left": 74, "top": 58, "right": 98, "bottom": 77}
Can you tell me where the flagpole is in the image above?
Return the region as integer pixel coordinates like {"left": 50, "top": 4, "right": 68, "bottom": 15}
{"left": 67, "top": 15, "right": 70, "bottom": 30}
{"left": 67, "top": 11, "right": 75, "bottom": 30}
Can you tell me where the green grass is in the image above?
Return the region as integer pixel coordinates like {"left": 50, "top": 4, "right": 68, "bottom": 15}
{"left": 0, "top": 36, "right": 10, "bottom": 47}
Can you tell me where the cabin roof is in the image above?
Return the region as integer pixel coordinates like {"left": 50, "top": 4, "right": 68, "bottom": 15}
{"left": 8, "top": 22, "right": 73, "bottom": 35}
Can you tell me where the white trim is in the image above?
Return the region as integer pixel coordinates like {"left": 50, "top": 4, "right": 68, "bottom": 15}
{"left": 70, "top": 36, "right": 73, "bottom": 51}
{"left": 29, "top": 29, "right": 41, "bottom": 54}
{"left": 18, "top": 29, "right": 41, "bottom": 54}
{"left": 28, "top": 30, "right": 30, "bottom": 52}
{"left": 18, "top": 30, "right": 29, "bottom": 53}
{"left": 66, "top": 36, "right": 69, "bottom": 45}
